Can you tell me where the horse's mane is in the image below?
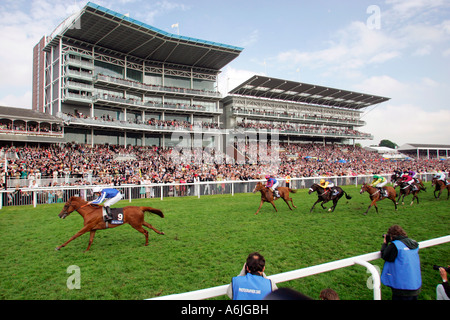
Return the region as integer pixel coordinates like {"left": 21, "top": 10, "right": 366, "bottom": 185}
{"left": 69, "top": 196, "right": 101, "bottom": 208}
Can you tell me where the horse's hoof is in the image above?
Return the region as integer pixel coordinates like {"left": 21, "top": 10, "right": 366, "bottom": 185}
{"left": 55, "top": 247, "right": 60, "bottom": 251}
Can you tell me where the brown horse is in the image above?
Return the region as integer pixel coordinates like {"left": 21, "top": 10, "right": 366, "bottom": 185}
{"left": 56, "top": 196, "right": 165, "bottom": 251}
{"left": 253, "top": 182, "right": 297, "bottom": 215}
{"left": 432, "top": 178, "right": 450, "bottom": 200}
{"left": 359, "top": 183, "right": 397, "bottom": 215}
{"left": 393, "top": 181, "right": 421, "bottom": 205}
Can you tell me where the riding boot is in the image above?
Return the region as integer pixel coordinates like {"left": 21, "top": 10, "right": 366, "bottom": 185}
{"left": 104, "top": 206, "right": 112, "bottom": 221}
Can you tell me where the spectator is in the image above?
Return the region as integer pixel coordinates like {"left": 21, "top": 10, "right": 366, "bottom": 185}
{"left": 264, "top": 287, "right": 313, "bottom": 300}
{"left": 319, "top": 288, "right": 340, "bottom": 300}
{"left": 380, "top": 225, "right": 422, "bottom": 300}
{"left": 436, "top": 266, "right": 450, "bottom": 300}
{"left": 227, "top": 252, "right": 277, "bottom": 300}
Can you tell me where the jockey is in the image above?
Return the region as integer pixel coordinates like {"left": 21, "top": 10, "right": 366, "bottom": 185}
{"left": 318, "top": 179, "right": 334, "bottom": 193}
{"left": 400, "top": 172, "right": 416, "bottom": 190}
{"left": 265, "top": 175, "right": 280, "bottom": 197}
{"left": 408, "top": 170, "right": 418, "bottom": 180}
{"left": 370, "top": 175, "right": 387, "bottom": 197}
{"left": 88, "top": 186, "right": 123, "bottom": 221}
{"left": 434, "top": 171, "right": 448, "bottom": 185}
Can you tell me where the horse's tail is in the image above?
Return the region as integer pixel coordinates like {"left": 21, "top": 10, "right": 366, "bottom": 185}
{"left": 288, "top": 188, "right": 297, "bottom": 193}
{"left": 141, "top": 207, "right": 164, "bottom": 218}
{"left": 344, "top": 191, "right": 352, "bottom": 200}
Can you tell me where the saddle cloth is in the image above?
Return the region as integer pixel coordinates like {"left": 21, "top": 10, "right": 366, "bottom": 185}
{"left": 103, "top": 207, "right": 124, "bottom": 225}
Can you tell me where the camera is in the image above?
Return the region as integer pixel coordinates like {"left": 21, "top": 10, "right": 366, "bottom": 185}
{"left": 382, "top": 234, "right": 391, "bottom": 242}
{"left": 433, "top": 265, "right": 450, "bottom": 273}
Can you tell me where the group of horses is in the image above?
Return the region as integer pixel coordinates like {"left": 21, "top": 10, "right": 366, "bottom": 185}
{"left": 56, "top": 176, "right": 449, "bottom": 251}
{"left": 253, "top": 175, "right": 449, "bottom": 216}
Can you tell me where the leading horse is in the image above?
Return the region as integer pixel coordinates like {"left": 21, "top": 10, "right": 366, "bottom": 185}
{"left": 359, "top": 183, "right": 397, "bottom": 215}
{"left": 308, "top": 184, "right": 351, "bottom": 213}
{"left": 253, "top": 182, "right": 297, "bottom": 215}
{"left": 56, "top": 196, "right": 165, "bottom": 251}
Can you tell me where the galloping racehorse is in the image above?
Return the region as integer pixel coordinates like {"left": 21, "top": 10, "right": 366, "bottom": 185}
{"left": 432, "top": 178, "right": 450, "bottom": 200}
{"left": 308, "top": 184, "right": 351, "bottom": 213}
{"left": 359, "top": 183, "right": 397, "bottom": 215}
{"left": 56, "top": 196, "right": 165, "bottom": 251}
{"left": 393, "top": 180, "right": 421, "bottom": 205}
{"left": 391, "top": 173, "right": 426, "bottom": 191}
{"left": 253, "top": 182, "right": 297, "bottom": 215}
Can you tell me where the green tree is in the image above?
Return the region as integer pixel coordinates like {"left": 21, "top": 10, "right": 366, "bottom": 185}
{"left": 379, "top": 139, "right": 398, "bottom": 149}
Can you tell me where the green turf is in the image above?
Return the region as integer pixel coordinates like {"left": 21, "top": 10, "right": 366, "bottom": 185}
{"left": 0, "top": 183, "right": 448, "bottom": 300}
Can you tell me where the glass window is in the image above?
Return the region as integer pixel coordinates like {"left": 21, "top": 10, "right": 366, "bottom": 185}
{"left": 94, "top": 60, "right": 123, "bottom": 78}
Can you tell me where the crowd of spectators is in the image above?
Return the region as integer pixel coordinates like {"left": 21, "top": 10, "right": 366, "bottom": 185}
{"left": 0, "top": 142, "right": 448, "bottom": 190}
{"left": 237, "top": 121, "right": 370, "bottom": 138}
{"left": 65, "top": 111, "right": 219, "bottom": 131}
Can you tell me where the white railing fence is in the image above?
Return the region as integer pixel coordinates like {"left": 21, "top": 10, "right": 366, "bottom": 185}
{"left": 0, "top": 173, "right": 437, "bottom": 209}
{"left": 147, "top": 235, "right": 450, "bottom": 300}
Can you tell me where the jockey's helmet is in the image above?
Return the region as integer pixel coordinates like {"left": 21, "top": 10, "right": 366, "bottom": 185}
{"left": 92, "top": 186, "right": 102, "bottom": 193}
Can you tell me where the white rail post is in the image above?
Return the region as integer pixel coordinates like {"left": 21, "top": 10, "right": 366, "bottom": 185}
{"left": 354, "top": 259, "right": 381, "bottom": 300}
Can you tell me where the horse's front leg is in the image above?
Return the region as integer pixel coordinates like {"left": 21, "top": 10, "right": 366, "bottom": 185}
{"left": 270, "top": 201, "right": 278, "bottom": 212}
{"left": 282, "top": 197, "right": 293, "bottom": 210}
{"left": 56, "top": 223, "right": 95, "bottom": 251}
{"left": 255, "top": 199, "right": 264, "bottom": 215}
{"left": 310, "top": 199, "right": 321, "bottom": 213}
{"left": 364, "top": 198, "right": 377, "bottom": 215}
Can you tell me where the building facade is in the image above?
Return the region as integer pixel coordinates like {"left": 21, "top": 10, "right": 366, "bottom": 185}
{"left": 32, "top": 2, "right": 242, "bottom": 147}
{"left": 222, "top": 76, "right": 389, "bottom": 145}
{"left": 32, "top": 2, "right": 389, "bottom": 150}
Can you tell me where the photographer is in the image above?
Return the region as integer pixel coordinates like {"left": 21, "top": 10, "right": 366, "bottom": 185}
{"left": 380, "top": 225, "right": 422, "bottom": 300}
{"left": 226, "top": 252, "right": 278, "bottom": 300}
{"left": 436, "top": 265, "right": 450, "bottom": 300}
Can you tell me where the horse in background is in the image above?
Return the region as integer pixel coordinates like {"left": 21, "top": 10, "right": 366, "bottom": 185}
{"left": 359, "top": 183, "right": 397, "bottom": 215}
{"left": 393, "top": 180, "right": 421, "bottom": 206}
{"left": 432, "top": 178, "right": 450, "bottom": 200}
{"left": 308, "top": 184, "right": 351, "bottom": 213}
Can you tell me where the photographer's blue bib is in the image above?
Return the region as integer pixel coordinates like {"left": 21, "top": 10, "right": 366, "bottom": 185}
{"left": 381, "top": 240, "right": 422, "bottom": 290}
{"left": 232, "top": 273, "right": 272, "bottom": 300}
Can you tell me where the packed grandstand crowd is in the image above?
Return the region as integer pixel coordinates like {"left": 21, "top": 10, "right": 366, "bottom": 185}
{"left": 0, "top": 142, "right": 448, "bottom": 189}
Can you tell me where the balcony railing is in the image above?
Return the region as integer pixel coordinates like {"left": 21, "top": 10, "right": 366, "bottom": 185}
{"left": 95, "top": 74, "right": 221, "bottom": 98}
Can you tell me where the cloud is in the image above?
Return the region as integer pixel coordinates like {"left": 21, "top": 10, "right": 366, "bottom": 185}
{"left": 361, "top": 103, "right": 450, "bottom": 146}
{"left": 275, "top": 20, "right": 402, "bottom": 76}
{"left": 218, "top": 67, "right": 264, "bottom": 95}
{"left": 239, "top": 29, "right": 259, "bottom": 48}
{"left": 274, "top": 1, "right": 450, "bottom": 79}
{"left": 356, "top": 74, "right": 450, "bottom": 146}
{"left": 0, "top": 91, "right": 32, "bottom": 109}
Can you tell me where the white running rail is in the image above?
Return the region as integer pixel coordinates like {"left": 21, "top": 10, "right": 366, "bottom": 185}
{"left": 147, "top": 235, "right": 450, "bottom": 300}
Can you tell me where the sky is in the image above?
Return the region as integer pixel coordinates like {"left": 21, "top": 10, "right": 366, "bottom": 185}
{"left": 0, "top": 0, "right": 449, "bottom": 147}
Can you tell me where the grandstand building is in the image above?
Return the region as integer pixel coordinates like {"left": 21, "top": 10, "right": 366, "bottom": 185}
{"left": 222, "top": 75, "right": 389, "bottom": 145}
{"left": 31, "top": 2, "right": 389, "bottom": 149}
{"left": 32, "top": 2, "right": 242, "bottom": 147}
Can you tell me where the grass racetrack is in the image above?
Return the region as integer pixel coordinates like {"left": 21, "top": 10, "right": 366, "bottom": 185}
{"left": 0, "top": 182, "right": 448, "bottom": 300}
